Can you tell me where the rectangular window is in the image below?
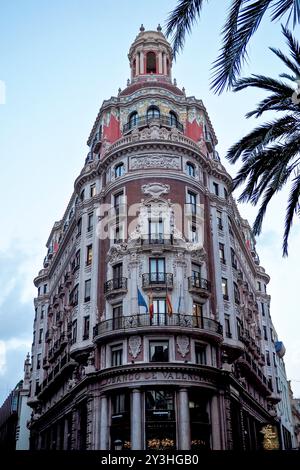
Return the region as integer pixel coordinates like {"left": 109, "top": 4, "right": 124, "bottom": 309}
{"left": 263, "top": 326, "right": 268, "bottom": 341}
{"left": 112, "top": 393, "right": 128, "bottom": 415}
{"left": 192, "top": 302, "right": 203, "bottom": 328}
{"left": 83, "top": 316, "right": 90, "bottom": 340}
{"left": 37, "top": 287, "right": 41, "bottom": 297}
{"left": 86, "top": 245, "right": 93, "bottom": 266}
{"left": 273, "top": 352, "right": 277, "bottom": 368}
{"left": 217, "top": 211, "right": 223, "bottom": 230}
{"left": 219, "top": 243, "right": 226, "bottom": 264}
{"left": 225, "top": 315, "right": 232, "bottom": 338}
{"left": 222, "top": 278, "right": 229, "bottom": 300}
{"left": 80, "top": 189, "right": 85, "bottom": 201}
{"left": 231, "top": 248, "right": 237, "bottom": 269}
{"left": 113, "top": 304, "right": 123, "bottom": 329}
{"left": 149, "top": 341, "right": 169, "bottom": 362}
{"left": 84, "top": 279, "right": 91, "bottom": 302}
{"left": 190, "top": 224, "right": 198, "bottom": 243}
{"left": 87, "top": 212, "right": 93, "bottom": 232}
{"left": 111, "top": 344, "right": 123, "bottom": 366}
{"left": 268, "top": 376, "right": 273, "bottom": 392}
{"left": 152, "top": 299, "right": 167, "bottom": 325}
{"left": 264, "top": 284, "right": 267, "bottom": 293}
{"left": 234, "top": 282, "right": 240, "bottom": 305}
{"left": 76, "top": 218, "right": 82, "bottom": 237}
{"left": 195, "top": 343, "right": 207, "bottom": 365}
{"left": 266, "top": 350, "right": 270, "bottom": 366}
{"left": 43, "top": 284, "right": 47, "bottom": 294}
{"left": 114, "top": 224, "right": 124, "bottom": 243}
{"left": 90, "top": 184, "right": 96, "bottom": 198}
{"left": 261, "top": 302, "right": 265, "bottom": 316}
{"left": 270, "top": 328, "right": 274, "bottom": 342}
{"left": 113, "top": 263, "right": 123, "bottom": 279}
{"left": 38, "top": 328, "right": 43, "bottom": 344}
{"left": 114, "top": 191, "right": 124, "bottom": 208}
{"left": 213, "top": 182, "right": 219, "bottom": 196}
{"left": 187, "top": 190, "right": 197, "bottom": 207}
{"left": 257, "top": 281, "right": 261, "bottom": 291}
{"left": 149, "top": 258, "right": 165, "bottom": 283}
{"left": 148, "top": 218, "right": 164, "bottom": 241}
{"left": 72, "top": 320, "right": 77, "bottom": 344}
{"left": 33, "top": 331, "right": 36, "bottom": 345}
{"left": 41, "top": 306, "right": 45, "bottom": 320}
{"left": 70, "top": 284, "right": 79, "bottom": 306}
{"left": 37, "top": 353, "right": 41, "bottom": 370}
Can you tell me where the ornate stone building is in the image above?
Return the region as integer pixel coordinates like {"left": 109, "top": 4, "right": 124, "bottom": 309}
{"left": 27, "top": 26, "right": 293, "bottom": 450}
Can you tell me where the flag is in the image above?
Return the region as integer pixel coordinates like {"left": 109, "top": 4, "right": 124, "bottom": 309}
{"left": 137, "top": 287, "right": 148, "bottom": 312}
{"left": 148, "top": 292, "right": 154, "bottom": 320}
{"left": 177, "top": 284, "right": 182, "bottom": 313}
{"left": 166, "top": 293, "right": 173, "bottom": 317}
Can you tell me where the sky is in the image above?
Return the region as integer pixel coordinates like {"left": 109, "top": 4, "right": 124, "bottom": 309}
{"left": 0, "top": 0, "right": 299, "bottom": 404}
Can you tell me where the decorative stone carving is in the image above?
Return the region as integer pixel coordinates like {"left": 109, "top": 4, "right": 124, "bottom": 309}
{"left": 131, "top": 155, "right": 180, "bottom": 170}
{"left": 106, "top": 244, "right": 128, "bottom": 263}
{"left": 142, "top": 182, "right": 170, "bottom": 197}
{"left": 176, "top": 335, "right": 190, "bottom": 357}
{"left": 128, "top": 335, "right": 142, "bottom": 359}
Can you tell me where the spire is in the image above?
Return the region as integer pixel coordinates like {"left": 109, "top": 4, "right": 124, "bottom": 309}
{"left": 140, "top": 24, "right": 145, "bottom": 32}
{"left": 157, "top": 24, "right": 162, "bottom": 32}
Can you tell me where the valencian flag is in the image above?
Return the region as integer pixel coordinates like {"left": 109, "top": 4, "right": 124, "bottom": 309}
{"left": 148, "top": 292, "right": 154, "bottom": 320}
{"left": 166, "top": 293, "right": 173, "bottom": 317}
{"left": 137, "top": 287, "right": 148, "bottom": 313}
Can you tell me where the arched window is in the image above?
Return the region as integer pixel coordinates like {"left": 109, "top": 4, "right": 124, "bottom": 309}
{"left": 146, "top": 51, "right": 156, "bottom": 74}
{"left": 147, "top": 106, "right": 160, "bottom": 120}
{"left": 128, "top": 111, "right": 138, "bottom": 129}
{"left": 133, "top": 59, "right": 136, "bottom": 76}
{"left": 169, "top": 111, "right": 178, "bottom": 127}
{"left": 186, "top": 162, "right": 195, "bottom": 177}
{"left": 115, "top": 163, "right": 125, "bottom": 178}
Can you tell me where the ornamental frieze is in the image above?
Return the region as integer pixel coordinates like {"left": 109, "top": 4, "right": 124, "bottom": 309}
{"left": 131, "top": 155, "right": 180, "bottom": 170}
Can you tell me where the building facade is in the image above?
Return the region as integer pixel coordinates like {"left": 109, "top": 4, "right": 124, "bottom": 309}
{"left": 27, "top": 26, "right": 294, "bottom": 451}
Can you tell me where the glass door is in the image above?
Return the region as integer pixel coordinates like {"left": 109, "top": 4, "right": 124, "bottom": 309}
{"left": 150, "top": 258, "right": 165, "bottom": 283}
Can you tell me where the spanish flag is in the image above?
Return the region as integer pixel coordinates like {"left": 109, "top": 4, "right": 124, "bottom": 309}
{"left": 166, "top": 293, "right": 173, "bottom": 317}
{"left": 148, "top": 292, "right": 154, "bottom": 320}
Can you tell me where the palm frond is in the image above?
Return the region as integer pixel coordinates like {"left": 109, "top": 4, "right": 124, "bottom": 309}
{"left": 283, "top": 174, "right": 300, "bottom": 256}
{"left": 271, "top": 0, "right": 300, "bottom": 27}
{"left": 211, "top": 0, "right": 271, "bottom": 93}
{"left": 269, "top": 46, "right": 300, "bottom": 78}
{"left": 165, "top": 0, "right": 207, "bottom": 58}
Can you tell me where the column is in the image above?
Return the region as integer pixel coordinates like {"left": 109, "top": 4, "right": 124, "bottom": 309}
{"left": 163, "top": 53, "right": 167, "bottom": 75}
{"left": 158, "top": 51, "right": 163, "bottom": 74}
{"left": 211, "top": 394, "right": 222, "bottom": 449}
{"left": 63, "top": 417, "right": 69, "bottom": 450}
{"left": 131, "top": 388, "right": 142, "bottom": 449}
{"left": 178, "top": 388, "right": 191, "bottom": 450}
{"left": 135, "top": 53, "right": 139, "bottom": 75}
{"left": 100, "top": 394, "right": 109, "bottom": 450}
{"left": 91, "top": 394, "right": 101, "bottom": 450}
{"left": 140, "top": 52, "right": 144, "bottom": 74}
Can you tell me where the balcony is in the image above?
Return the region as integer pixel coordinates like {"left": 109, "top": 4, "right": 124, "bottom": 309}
{"left": 104, "top": 277, "right": 128, "bottom": 297}
{"left": 142, "top": 272, "right": 173, "bottom": 290}
{"left": 123, "top": 114, "right": 184, "bottom": 134}
{"left": 93, "top": 313, "right": 223, "bottom": 341}
{"left": 141, "top": 233, "right": 173, "bottom": 247}
{"left": 188, "top": 276, "right": 211, "bottom": 298}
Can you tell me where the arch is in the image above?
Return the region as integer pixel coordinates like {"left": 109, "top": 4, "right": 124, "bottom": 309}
{"left": 186, "top": 162, "right": 195, "bottom": 177}
{"left": 147, "top": 106, "right": 160, "bottom": 120}
{"left": 128, "top": 111, "right": 138, "bottom": 129}
{"left": 169, "top": 111, "right": 178, "bottom": 127}
{"left": 115, "top": 163, "right": 125, "bottom": 178}
{"left": 146, "top": 51, "right": 157, "bottom": 74}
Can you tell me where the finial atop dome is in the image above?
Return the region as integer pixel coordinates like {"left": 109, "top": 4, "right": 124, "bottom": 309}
{"left": 140, "top": 24, "right": 145, "bottom": 32}
{"left": 157, "top": 24, "right": 162, "bottom": 32}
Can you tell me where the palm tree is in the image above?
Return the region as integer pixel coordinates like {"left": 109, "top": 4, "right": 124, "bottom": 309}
{"left": 166, "top": 0, "right": 300, "bottom": 93}
{"left": 226, "top": 26, "right": 300, "bottom": 256}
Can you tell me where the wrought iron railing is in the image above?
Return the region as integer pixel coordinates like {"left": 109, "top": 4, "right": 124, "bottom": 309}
{"left": 141, "top": 233, "right": 173, "bottom": 246}
{"left": 93, "top": 313, "right": 223, "bottom": 338}
{"left": 123, "top": 114, "right": 184, "bottom": 134}
{"left": 142, "top": 272, "right": 173, "bottom": 288}
{"left": 104, "top": 277, "right": 127, "bottom": 294}
{"left": 188, "top": 276, "right": 211, "bottom": 292}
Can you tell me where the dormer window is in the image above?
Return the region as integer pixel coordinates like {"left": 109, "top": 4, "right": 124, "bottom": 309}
{"left": 146, "top": 51, "right": 156, "bottom": 73}
{"left": 147, "top": 106, "right": 160, "bottom": 120}
{"left": 115, "top": 163, "right": 124, "bottom": 178}
{"left": 128, "top": 111, "right": 138, "bottom": 129}
{"left": 169, "top": 111, "right": 178, "bottom": 127}
{"left": 186, "top": 162, "right": 195, "bottom": 177}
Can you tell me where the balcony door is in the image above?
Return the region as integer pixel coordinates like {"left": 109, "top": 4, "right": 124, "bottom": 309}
{"left": 152, "top": 299, "right": 167, "bottom": 326}
{"left": 193, "top": 302, "right": 203, "bottom": 328}
{"left": 192, "top": 263, "right": 201, "bottom": 285}
{"left": 113, "top": 263, "right": 123, "bottom": 289}
{"left": 113, "top": 304, "right": 123, "bottom": 330}
{"left": 149, "top": 258, "right": 165, "bottom": 284}
{"left": 149, "top": 218, "right": 164, "bottom": 243}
